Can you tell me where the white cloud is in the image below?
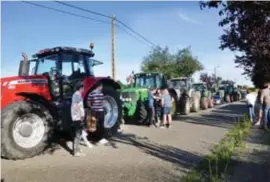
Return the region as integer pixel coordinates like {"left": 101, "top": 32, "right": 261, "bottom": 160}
{"left": 178, "top": 11, "right": 201, "bottom": 25}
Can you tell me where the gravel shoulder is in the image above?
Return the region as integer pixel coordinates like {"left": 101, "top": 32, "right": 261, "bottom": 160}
{"left": 228, "top": 128, "right": 270, "bottom": 182}
{"left": 1, "top": 102, "right": 247, "bottom": 182}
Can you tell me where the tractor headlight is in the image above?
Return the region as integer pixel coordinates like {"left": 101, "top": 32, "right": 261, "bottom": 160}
{"left": 127, "top": 98, "right": 132, "bottom": 102}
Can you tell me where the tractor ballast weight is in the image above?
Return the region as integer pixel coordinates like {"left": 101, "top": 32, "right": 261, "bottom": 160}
{"left": 1, "top": 44, "right": 122, "bottom": 160}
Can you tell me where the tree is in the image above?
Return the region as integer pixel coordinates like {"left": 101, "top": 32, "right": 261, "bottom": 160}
{"left": 200, "top": 1, "right": 270, "bottom": 87}
{"left": 200, "top": 72, "right": 222, "bottom": 90}
{"left": 141, "top": 46, "right": 203, "bottom": 79}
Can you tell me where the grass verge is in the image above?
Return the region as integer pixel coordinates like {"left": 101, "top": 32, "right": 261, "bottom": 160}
{"left": 183, "top": 115, "right": 251, "bottom": 182}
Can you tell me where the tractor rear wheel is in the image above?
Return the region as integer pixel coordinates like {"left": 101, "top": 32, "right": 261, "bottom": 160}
{"left": 92, "top": 86, "right": 122, "bottom": 140}
{"left": 170, "top": 94, "right": 177, "bottom": 117}
{"left": 225, "top": 95, "right": 231, "bottom": 103}
{"left": 1, "top": 100, "right": 53, "bottom": 160}
{"left": 208, "top": 97, "right": 214, "bottom": 108}
{"left": 181, "top": 97, "right": 191, "bottom": 115}
{"left": 191, "top": 96, "right": 200, "bottom": 112}
{"left": 201, "top": 97, "right": 208, "bottom": 110}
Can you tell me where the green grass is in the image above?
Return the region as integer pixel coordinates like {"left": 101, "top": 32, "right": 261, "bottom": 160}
{"left": 183, "top": 115, "right": 251, "bottom": 182}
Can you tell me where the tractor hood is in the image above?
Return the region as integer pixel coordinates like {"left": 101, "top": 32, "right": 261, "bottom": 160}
{"left": 1, "top": 75, "right": 51, "bottom": 109}
{"left": 120, "top": 87, "right": 149, "bottom": 103}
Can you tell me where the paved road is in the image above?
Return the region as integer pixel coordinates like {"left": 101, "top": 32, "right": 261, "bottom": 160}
{"left": 1, "top": 102, "right": 247, "bottom": 182}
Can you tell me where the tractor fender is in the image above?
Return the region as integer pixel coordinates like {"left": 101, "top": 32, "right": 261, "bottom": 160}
{"left": 15, "top": 92, "right": 58, "bottom": 119}
{"left": 168, "top": 88, "right": 179, "bottom": 100}
{"left": 82, "top": 76, "right": 121, "bottom": 98}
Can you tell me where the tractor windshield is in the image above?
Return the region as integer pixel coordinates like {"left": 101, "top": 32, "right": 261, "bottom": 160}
{"left": 134, "top": 75, "right": 155, "bottom": 88}
{"left": 35, "top": 54, "right": 58, "bottom": 75}
{"left": 169, "top": 79, "right": 186, "bottom": 89}
{"left": 192, "top": 83, "right": 206, "bottom": 91}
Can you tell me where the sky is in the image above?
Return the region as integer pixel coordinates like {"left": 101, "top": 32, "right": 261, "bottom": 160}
{"left": 1, "top": 1, "right": 253, "bottom": 86}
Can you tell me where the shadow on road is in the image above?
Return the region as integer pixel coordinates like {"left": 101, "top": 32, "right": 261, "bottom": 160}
{"left": 174, "top": 103, "right": 248, "bottom": 129}
{"left": 108, "top": 133, "right": 203, "bottom": 172}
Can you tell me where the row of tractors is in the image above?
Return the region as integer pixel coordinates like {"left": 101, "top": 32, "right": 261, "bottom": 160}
{"left": 0, "top": 45, "right": 243, "bottom": 161}
{"left": 120, "top": 73, "right": 244, "bottom": 125}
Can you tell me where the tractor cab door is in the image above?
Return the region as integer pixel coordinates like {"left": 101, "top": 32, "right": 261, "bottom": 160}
{"left": 60, "top": 53, "right": 87, "bottom": 100}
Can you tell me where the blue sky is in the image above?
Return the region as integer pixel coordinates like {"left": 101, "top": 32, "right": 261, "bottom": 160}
{"left": 1, "top": 1, "right": 252, "bottom": 86}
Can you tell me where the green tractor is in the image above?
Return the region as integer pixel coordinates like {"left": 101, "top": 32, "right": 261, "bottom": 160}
{"left": 192, "top": 82, "right": 214, "bottom": 109}
{"left": 121, "top": 72, "right": 175, "bottom": 124}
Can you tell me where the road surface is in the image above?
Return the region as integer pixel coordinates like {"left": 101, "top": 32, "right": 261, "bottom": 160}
{"left": 1, "top": 102, "right": 247, "bottom": 182}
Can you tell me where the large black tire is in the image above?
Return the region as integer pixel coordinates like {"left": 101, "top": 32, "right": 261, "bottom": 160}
{"left": 225, "top": 95, "right": 231, "bottom": 103}
{"left": 191, "top": 96, "right": 200, "bottom": 112}
{"left": 181, "top": 97, "right": 191, "bottom": 115}
{"left": 208, "top": 97, "right": 214, "bottom": 108}
{"left": 138, "top": 103, "right": 148, "bottom": 124}
{"left": 200, "top": 97, "right": 208, "bottom": 110}
{"left": 92, "top": 86, "right": 122, "bottom": 140}
{"left": 1, "top": 100, "right": 53, "bottom": 160}
{"left": 170, "top": 94, "right": 177, "bottom": 117}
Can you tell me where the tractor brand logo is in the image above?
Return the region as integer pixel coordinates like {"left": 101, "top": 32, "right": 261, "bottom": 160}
{"left": 8, "top": 79, "right": 48, "bottom": 85}
{"left": 6, "top": 79, "right": 48, "bottom": 89}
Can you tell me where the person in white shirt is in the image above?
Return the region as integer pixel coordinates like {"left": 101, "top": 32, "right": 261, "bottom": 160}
{"left": 245, "top": 89, "right": 257, "bottom": 123}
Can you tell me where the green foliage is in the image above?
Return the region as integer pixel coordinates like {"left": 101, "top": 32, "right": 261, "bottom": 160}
{"left": 141, "top": 46, "right": 203, "bottom": 79}
{"left": 183, "top": 115, "right": 251, "bottom": 182}
{"left": 200, "top": 1, "right": 270, "bottom": 88}
{"left": 117, "top": 80, "right": 130, "bottom": 89}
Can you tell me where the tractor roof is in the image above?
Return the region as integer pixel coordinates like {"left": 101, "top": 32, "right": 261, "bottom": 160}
{"left": 170, "top": 77, "right": 188, "bottom": 80}
{"left": 33, "top": 46, "right": 95, "bottom": 58}
{"left": 134, "top": 72, "right": 162, "bottom": 76}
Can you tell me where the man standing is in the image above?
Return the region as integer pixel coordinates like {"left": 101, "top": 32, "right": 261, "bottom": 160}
{"left": 260, "top": 82, "right": 270, "bottom": 131}
{"left": 71, "top": 81, "right": 86, "bottom": 157}
{"left": 87, "top": 83, "right": 109, "bottom": 145}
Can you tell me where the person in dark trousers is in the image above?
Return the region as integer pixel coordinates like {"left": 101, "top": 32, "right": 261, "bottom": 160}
{"left": 71, "top": 81, "right": 86, "bottom": 157}
{"left": 153, "top": 89, "right": 162, "bottom": 127}
{"left": 147, "top": 88, "right": 156, "bottom": 127}
{"left": 87, "top": 83, "right": 109, "bottom": 144}
{"left": 260, "top": 82, "right": 270, "bottom": 131}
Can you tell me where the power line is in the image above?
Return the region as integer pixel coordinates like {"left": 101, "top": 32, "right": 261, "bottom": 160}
{"left": 53, "top": 1, "right": 156, "bottom": 47}
{"left": 115, "top": 24, "right": 152, "bottom": 47}
{"left": 22, "top": 1, "right": 154, "bottom": 47}
{"left": 22, "top": 1, "right": 110, "bottom": 24}
{"left": 55, "top": 1, "right": 112, "bottom": 19}
{"left": 115, "top": 20, "right": 156, "bottom": 47}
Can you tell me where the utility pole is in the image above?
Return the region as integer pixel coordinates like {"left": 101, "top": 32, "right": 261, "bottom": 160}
{"left": 111, "top": 14, "right": 116, "bottom": 80}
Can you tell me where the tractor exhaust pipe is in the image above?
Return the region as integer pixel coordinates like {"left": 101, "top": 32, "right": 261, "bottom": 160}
{"left": 18, "top": 52, "right": 30, "bottom": 76}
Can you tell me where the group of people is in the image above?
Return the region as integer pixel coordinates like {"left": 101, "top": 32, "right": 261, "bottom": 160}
{"left": 71, "top": 81, "right": 108, "bottom": 157}
{"left": 147, "top": 88, "right": 174, "bottom": 128}
{"left": 245, "top": 82, "right": 270, "bottom": 131}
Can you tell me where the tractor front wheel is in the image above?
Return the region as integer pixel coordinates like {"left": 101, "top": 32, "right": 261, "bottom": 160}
{"left": 1, "top": 100, "right": 53, "bottom": 160}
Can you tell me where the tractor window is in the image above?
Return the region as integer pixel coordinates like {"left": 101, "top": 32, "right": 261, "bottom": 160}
{"left": 134, "top": 75, "right": 155, "bottom": 88}
{"left": 36, "top": 55, "right": 57, "bottom": 75}
{"left": 169, "top": 80, "right": 186, "bottom": 89}
{"left": 156, "top": 75, "right": 162, "bottom": 88}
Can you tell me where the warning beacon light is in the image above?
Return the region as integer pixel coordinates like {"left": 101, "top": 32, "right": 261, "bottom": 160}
{"left": 90, "top": 42, "right": 94, "bottom": 50}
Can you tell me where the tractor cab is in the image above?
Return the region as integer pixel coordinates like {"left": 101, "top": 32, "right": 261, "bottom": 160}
{"left": 168, "top": 77, "right": 192, "bottom": 93}
{"left": 133, "top": 72, "right": 166, "bottom": 89}
{"left": 19, "top": 43, "right": 103, "bottom": 100}
{"left": 192, "top": 83, "right": 207, "bottom": 92}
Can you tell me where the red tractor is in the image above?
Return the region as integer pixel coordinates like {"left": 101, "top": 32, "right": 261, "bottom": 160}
{"left": 1, "top": 44, "right": 122, "bottom": 160}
